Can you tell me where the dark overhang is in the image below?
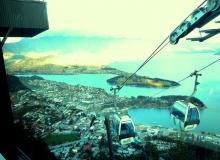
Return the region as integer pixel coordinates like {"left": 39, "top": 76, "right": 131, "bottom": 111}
{"left": 0, "top": 0, "right": 49, "bottom": 37}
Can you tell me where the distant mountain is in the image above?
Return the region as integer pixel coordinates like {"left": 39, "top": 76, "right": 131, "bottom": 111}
{"left": 3, "top": 31, "right": 122, "bottom": 54}
{"left": 3, "top": 31, "right": 131, "bottom": 68}
{"left": 3, "top": 30, "right": 220, "bottom": 74}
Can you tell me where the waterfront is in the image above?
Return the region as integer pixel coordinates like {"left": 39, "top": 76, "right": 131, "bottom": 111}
{"left": 11, "top": 75, "right": 220, "bottom": 159}
{"left": 15, "top": 51, "right": 220, "bottom": 134}
{"left": 111, "top": 54, "right": 220, "bottom": 134}
{"left": 18, "top": 71, "right": 220, "bottom": 134}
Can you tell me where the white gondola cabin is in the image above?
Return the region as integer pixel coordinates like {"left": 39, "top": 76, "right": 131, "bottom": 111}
{"left": 112, "top": 114, "right": 136, "bottom": 145}
{"left": 170, "top": 100, "right": 200, "bottom": 131}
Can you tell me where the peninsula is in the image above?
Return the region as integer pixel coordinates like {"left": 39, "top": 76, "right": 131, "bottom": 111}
{"left": 107, "top": 75, "right": 180, "bottom": 88}
{"left": 6, "top": 62, "right": 180, "bottom": 88}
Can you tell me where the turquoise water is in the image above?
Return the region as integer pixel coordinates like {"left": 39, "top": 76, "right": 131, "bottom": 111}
{"left": 19, "top": 73, "right": 220, "bottom": 134}
{"left": 128, "top": 107, "right": 220, "bottom": 133}
{"left": 31, "top": 74, "right": 116, "bottom": 93}
{"left": 128, "top": 108, "right": 175, "bottom": 128}
{"left": 110, "top": 54, "right": 220, "bottom": 134}
{"left": 17, "top": 54, "right": 220, "bottom": 133}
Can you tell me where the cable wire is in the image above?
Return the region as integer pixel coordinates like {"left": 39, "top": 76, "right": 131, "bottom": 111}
{"left": 114, "top": 0, "right": 207, "bottom": 93}
{"left": 198, "top": 58, "right": 220, "bottom": 72}
{"left": 118, "top": 38, "right": 170, "bottom": 92}
{"left": 152, "top": 58, "right": 220, "bottom": 97}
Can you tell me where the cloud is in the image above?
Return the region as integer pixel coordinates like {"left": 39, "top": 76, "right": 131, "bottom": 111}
{"left": 46, "top": 0, "right": 205, "bottom": 39}
{"left": 4, "top": 30, "right": 159, "bottom": 65}
{"left": 168, "top": 40, "right": 220, "bottom": 55}
{"left": 4, "top": 32, "right": 119, "bottom": 54}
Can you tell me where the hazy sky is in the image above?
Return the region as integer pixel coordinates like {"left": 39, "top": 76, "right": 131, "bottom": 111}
{"left": 8, "top": 0, "right": 220, "bottom": 42}
{"left": 6, "top": 0, "right": 220, "bottom": 65}
{"left": 47, "top": 0, "right": 220, "bottom": 64}
{"left": 46, "top": 0, "right": 206, "bottom": 39}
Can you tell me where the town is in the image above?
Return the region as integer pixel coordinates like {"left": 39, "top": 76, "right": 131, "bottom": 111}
{"left": 9, "top": 75, "right": 220, "bottom": 159}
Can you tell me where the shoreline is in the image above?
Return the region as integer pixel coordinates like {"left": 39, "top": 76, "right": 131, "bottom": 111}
{"left": 8, "top": 75, "right": 216, "bottom": 159}
{"left": 7, "top": 64, "right": 180, "bottom": 89}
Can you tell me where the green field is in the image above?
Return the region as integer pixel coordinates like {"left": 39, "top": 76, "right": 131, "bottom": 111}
{"left": 44, "top": 132, "right": 80, "bottom": 145}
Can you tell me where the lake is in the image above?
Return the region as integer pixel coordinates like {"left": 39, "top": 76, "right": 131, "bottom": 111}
{"left": 17, "top": 53, "right": 220, "bottom": 133}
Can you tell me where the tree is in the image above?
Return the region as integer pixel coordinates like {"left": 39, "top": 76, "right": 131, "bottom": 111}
{"left": 168, "top": 141, "right": 196, "bottom": 160}
{"left": 144, "top": 141, "right": 159, "bottom": 160}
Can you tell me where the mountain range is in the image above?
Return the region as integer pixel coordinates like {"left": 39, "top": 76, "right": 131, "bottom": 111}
{"left": 3, "top": 30, "right": 220, "bottom": 73}
{"left": 4, "top": 31, "right": 122, "bottom": 54}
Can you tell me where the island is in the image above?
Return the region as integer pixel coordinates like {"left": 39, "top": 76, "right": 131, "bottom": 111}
{"left": 107, "top": 75, "right": 180, "bottom": 88}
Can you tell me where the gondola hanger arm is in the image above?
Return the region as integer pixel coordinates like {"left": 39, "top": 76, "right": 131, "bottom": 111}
{"left": 188, "top": 70, "right": 202, "bottom": 100}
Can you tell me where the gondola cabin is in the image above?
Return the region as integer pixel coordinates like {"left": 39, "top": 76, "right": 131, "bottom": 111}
{"left": 170, "top": 100, "right": 200, "bottom": 131}
{"left": 112, "top": 114, "right": 136, "bottom": 145}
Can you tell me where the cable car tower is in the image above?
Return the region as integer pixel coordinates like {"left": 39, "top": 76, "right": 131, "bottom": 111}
{"left": 170, "top": 0, "right": 220, "bottom": 44}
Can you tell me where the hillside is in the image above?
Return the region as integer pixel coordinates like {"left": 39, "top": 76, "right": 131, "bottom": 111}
{"left": 107, "top": 75, "right": 179, "bottom": 88}
{"left": 3, "top": 31, "right": 118, "bottom": 54}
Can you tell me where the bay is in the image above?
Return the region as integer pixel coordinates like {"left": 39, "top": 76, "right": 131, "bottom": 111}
{"left": 16, "top": 54, "right": 220, "bottom": 133}
{"left": 19, "top": 72, "right": 220, "bottom": 134}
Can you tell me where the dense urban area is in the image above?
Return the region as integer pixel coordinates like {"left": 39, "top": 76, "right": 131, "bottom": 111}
{"left": 8, "top": 75, "right": 220, "bottom": 160}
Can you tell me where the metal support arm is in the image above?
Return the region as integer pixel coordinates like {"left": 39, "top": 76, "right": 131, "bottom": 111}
{"left": 0, "top": 27, "right": 13, "bottom": 47}
{"left": 188, "top": 70, "right": 202, "bottom": 99}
